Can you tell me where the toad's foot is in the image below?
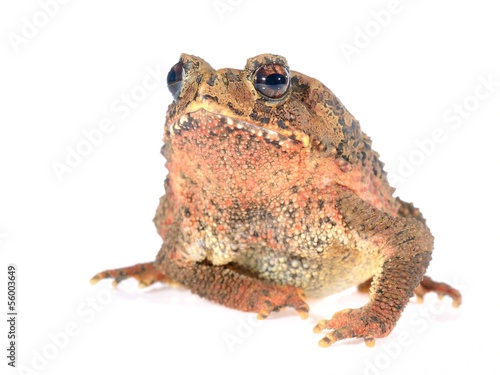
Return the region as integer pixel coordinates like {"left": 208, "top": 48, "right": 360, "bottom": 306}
{"left": 248, "top": 285, "right": 310, "bottom": 320}
{"left": 90, "top": 262, "right": 171, "bottom": 288}
{"left": 313, "top": 305, "right": 392, "bottom": 348}
{"left": 414, "top": 275, "right": 462, "bottom": 308}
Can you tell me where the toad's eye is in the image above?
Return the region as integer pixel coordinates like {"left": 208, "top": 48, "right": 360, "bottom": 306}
{"left": 166, "top": 61, "right": 185, "bottom": 100}
{"left": 253, "top": 63, "right": 290, "bottom": 100}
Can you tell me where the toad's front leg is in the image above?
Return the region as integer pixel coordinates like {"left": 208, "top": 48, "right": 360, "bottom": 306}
{"left": 314, "top": 190, "right": 437, "bottom": 347}
{"left": 91, "top": 246, "right": 309, "bottom": 320}
{"left": 155, "top": 248, "right": 310, "bottom": 320}
{"left": 90, "top": 262, "right": 172, "bottom": 288}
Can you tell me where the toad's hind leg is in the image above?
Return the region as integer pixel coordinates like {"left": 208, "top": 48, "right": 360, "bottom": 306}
{"left": 358, "top": 276, "right": 462, "bottom": 307}
{"left": 90, "top": 262, "right": 171, "bottom": 288}
{"left": 415, "top": 276, "right": 462, "bottom": 307}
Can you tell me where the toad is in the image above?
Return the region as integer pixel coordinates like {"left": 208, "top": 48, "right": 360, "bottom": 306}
{"left": 91, "top": 54, "right": 461, "bottom": 347}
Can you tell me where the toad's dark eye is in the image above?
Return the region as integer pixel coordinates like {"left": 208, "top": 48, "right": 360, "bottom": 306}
{"left": 253, "top": 63, "right": 290, "bottom": 99}
{"left": 166, "top": 61, "right": 185, "bottom": 100}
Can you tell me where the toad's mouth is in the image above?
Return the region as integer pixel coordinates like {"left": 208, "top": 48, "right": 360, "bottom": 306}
{"left": 167, "top": 109, "right": 310, "bottom": 148}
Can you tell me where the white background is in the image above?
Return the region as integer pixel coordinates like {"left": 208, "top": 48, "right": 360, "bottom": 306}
{"left": 1, "top": 1, "right": 499, "bottom": 374}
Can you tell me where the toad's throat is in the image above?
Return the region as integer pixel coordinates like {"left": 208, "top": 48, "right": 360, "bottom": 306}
{"left": 165, "top": 108, "right": 311, "bottom": 204}
{"left": 167, "top": 109, "right": 309, "bottom": 148}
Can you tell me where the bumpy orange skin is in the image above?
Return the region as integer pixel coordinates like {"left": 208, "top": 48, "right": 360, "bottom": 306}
{"left": 91, "top": 54, "right": 461, "bottom": 347}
